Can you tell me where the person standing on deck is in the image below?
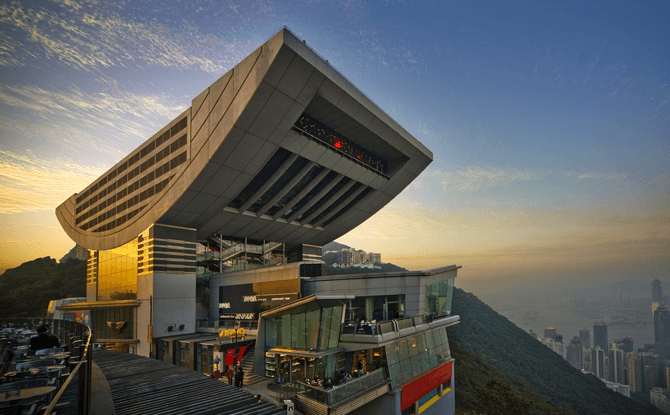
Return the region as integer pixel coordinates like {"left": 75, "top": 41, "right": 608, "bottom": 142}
{"left": 226, "top": 366, "right": 234, "bottom": 385}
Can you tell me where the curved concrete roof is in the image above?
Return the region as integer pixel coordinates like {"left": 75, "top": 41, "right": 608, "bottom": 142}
{"left": 57, "top": 28, "right": 433, "bottom": 251}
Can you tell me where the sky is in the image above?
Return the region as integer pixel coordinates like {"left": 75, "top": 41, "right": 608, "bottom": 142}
{"left": 0, "top": 0, "right": 668, "bottom": 297}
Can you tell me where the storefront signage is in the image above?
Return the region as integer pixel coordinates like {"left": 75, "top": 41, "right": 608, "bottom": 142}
{"left": 218, "top": 280, "right": 300, "bottom": 321}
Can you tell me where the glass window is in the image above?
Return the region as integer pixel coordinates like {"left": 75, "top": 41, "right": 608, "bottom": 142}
{"left": 276, "top": 317, "right": 283, "bottom": 347}
{"left": 435, "top": 344, "right": 447, "bottom": 363}
{"left": 399, "top": 359, "right": 412, "bottom": 384}
{"left": 266, "top": 318, "right": 276, "bottom": 349}
{"left": 407, "top": 336, "right": 419, "bottom": 357}
{"left": 326, "top": 353, "right": 338, "bottom": 379}
{"left": 292, "top": 313, "right": 305, "bottom": 349}
{"left": 432, "top": 329, "right": 442, "bottom": 347}
{"left": 425, "top": 279, "right": 454, "bottom": 318}
{"left": 388, "top": 362, "right": 401, "bottom": 389}
{"left": 416, "top": 333, "right": 426, "bottom": 354}
{"left": 410, "top": 355, "right": 422, "bottom": 377}
{"left": 424, "top": 330, "right": 434, "bottom": 350}
{"left": 306, "top": 309, "right": 320, "bottom": 348}
{"left": 329, "top": 306, "right": 342, "bottom": 349}
{"left": 427, "top": 346, "right": 439, "bottom": 368}
{"left": 385, "top": 344, "right": 399, "bottom": 366}
{"left": 419, "top": 351, "right": 431, "bottom": 374}
{"left": 281, "top": 314, "right": 291, "bottom": 348}
{"left": 96, "top": 238, "right": 138, "bottom": 301}
{"left": 397, "top": 338, "right": 410, "bottom": 361}
{"left": 319, "top": 307, "right": 333, "bottom": 351}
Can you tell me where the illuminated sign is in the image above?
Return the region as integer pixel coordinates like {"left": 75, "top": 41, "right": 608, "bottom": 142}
{"left": 218, "top": 281, "right": 300, "bottom": 321}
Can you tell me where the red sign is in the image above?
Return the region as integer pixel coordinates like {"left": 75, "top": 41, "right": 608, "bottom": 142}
{"left": 237, "top": 346, "right": 247, "bottom": 363}
{"left": 400, "top": 360, "right": 453, "bottom": 411}
{"left": 225, "top": 348, "right": 236, "bottom": 366}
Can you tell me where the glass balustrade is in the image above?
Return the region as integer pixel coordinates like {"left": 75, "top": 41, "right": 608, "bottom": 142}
{"left": 287, "top": 367, "right": 388, "bottom": 406}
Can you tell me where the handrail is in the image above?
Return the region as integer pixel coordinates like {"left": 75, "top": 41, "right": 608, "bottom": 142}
{"left": 282, "top": 367, "right": 388, "bottom": 406}
{"left": 292, "top": 126, "right": 391, "bottom": 180}
{"left": 0, "top": 318, "right": 93, "bottom": 415}
{"left": 44, "top": 326, "right": 93, "bottom": 415}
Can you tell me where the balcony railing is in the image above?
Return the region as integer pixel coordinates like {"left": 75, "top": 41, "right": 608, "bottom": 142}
{"left": 340, "top": 314, "right": 460, "bottom": 345}
{"left": 280, "top": 367, "right": 389, "bottom": 407}
{"left": 292, "top": 126, "right": 391, "bottom": 180}
{"left": 0, "top": 318, "right": 93, "bottom": 415}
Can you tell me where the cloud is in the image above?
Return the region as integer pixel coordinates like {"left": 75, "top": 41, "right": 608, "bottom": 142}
{"left": 0, "top": 83, "right": 187, "bottom": 155}
{"left": 576, "top": 172, "right": 627, "bottom": 180}
{"left": 1, "top": 83, "right": 185, "bottom": 125}
{"left": 0, "top": 149, "right": 108, "bottom": 213}
{"left": 0, "top": 0, "right": 255, "bottom": 72}
{"left": 440, "top": 166, "right": 547, "bottom": 192}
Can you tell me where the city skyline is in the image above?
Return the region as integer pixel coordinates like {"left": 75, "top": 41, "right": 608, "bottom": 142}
{"left": 1, "top": 1, "right": 668, "bottom": 294}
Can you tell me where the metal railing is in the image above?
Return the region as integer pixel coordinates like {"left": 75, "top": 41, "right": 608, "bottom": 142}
{"left": 292, "top": 126, "right": 391, "bottom": 180}
{"left": 341, "top": 315, "right": 430, "bottom": 336}
{"left": 0, "top": 318, "right": 93, "bottom": 415}
{"left": 280, "top": 367, "right": 388, "bottom": 407}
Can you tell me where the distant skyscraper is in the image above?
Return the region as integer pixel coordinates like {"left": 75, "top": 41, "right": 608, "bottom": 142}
{"left": 544, "top": 327, "right": 557, "bottom": 339}
{"left": 579, "top": 327, "right": 591, "bottom": 349}
{"left": 627, "top": 353, "right": 642, "bottom": 393}
{"left": 594, "top": 321, "right": 608, "bottom": 351}
{"left": 591, "top": 347, "right": 606, "bottom": 380}
{"left": 621, "top": 336, "right": 634, "bottom": 353}
{"left": 641, "top": 352, "right": 660, "bottom": 393}
{"left": 528, "top": 329, "right": 538, "bottom": 339}
{"left": 655, "top": 305, "right": 670, "bottom": 360}
{"left": 567, "top": 337, "right": 583, "bottom": 370}
{"left": 608, "top": 348, "right": 625, "bottom": 384}
{"left": 652, "top": 279, "right": 662, "bottom": 316}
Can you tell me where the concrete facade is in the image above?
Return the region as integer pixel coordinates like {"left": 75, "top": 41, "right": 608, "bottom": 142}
{"left": 301, "top": 266, "right": 459, "bottom": 318}
{"left": 56, "top": 28, "right": 432, "bottom": 254}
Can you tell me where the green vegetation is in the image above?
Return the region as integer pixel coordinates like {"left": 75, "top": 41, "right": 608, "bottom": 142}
{"left": 323, "top": 252, "right": 337, "bottom": 265}
{"left": 0, "top": 257, "right": 86, "bottom": 318}
{"left": 452, "top": 341, "right": 570, "bottom": 415}
{"left": 449, "top": 288, "right": 663, "bottom": 415}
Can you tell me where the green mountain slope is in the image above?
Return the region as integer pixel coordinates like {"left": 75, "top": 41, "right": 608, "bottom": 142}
{"left": 448, "top": 288, "right": 663, "bottom": 415}
{"left": 0, "top": 257, "right": 86, "bottom": 318}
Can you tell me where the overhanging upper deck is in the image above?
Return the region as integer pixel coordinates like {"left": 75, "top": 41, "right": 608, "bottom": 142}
{"left": 56, "top": 28, "right": 432, "bottom": 251}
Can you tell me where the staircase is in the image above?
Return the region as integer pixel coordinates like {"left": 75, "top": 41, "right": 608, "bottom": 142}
{"left": 240, "top": 347, "right": 266, "bottom": 386}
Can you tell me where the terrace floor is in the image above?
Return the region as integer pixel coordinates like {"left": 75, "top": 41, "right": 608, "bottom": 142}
{"left": 92, "top": 350, "right": 284, "bottom": 415}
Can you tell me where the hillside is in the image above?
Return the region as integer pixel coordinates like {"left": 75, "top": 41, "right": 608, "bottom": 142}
{"left": 448, "top": 288, "right": 663, "bottom": 415}
{"left": 323, "top": 241, "right": 350, "bottom": 252}
{"left": 0, "top": 256, "right": 86, "bottom": 318}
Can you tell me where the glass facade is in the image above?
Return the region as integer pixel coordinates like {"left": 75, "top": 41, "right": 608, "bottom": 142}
{"left": 425, "top": 279, "right": 454, "bottom": 319}
{"left": 347, "top": 295, "right": 405, "bottom": 322}
{"left": 97, "top": 238, "right": 138, "bottom": 301}
{"left": 265, "top": 303, "right": 343, "bottom": 352}
{"left": 385, "top": 328, "right": 451, "bottom": 389}
{"left": 197, "top": 344, "right": 213, "bottom": 375}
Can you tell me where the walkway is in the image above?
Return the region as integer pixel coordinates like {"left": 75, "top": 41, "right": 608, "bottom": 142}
{"left": 93, "top": 350, "right": 284, "bottom": 415}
